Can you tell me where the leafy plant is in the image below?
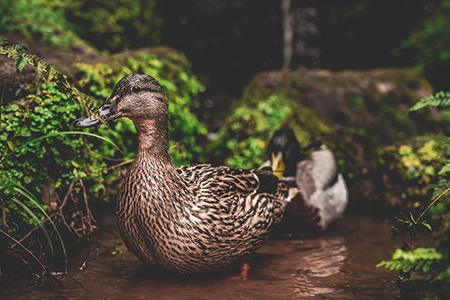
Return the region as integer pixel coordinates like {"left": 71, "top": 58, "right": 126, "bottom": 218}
{"left": 0, "top": 36, "right": 94, "bottom": 116}
{"left": 65, "top": 0, "right": 162, "bottom": 53}
{"left": 0, "top": 0, "right": 80, "bottom": 50}
{"left": 377, "top": 93, "right": 450, "bottom": 299}
{"left": 376, "top": 136, "right": 448, "bottom": 215}
{"left": 393, "top": 0, "right": 450, "bottom": 73}
{"left": 377, "top": 188, "right": 449, "bottom": 299}
{"left": 0, "top": 37, "right": 113, "bottom": 284}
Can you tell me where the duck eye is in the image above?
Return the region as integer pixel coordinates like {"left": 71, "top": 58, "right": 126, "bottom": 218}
{"left": 132, "top": 86, "right": 141, "bottom": 93}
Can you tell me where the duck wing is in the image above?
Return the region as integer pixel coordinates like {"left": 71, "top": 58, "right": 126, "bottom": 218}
{"left": 296, "top": 145, "right": 348, "bottom": 228}
{"left": 176, "top": 164, "right": 287, "bottom": 237}
{"left": 296, "top": 145, "right": 339, "bottom": 198}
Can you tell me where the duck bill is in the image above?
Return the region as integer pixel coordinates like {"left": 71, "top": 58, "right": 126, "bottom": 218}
{"left": 270, "top": 152, "right": 285, "bottom": 179}
{"left": 74, "top": 95, "right": 122, "bottom": 128}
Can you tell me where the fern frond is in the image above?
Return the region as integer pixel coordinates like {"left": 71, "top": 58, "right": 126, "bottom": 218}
{"left": 4, "top": 44, "right": 28, "bottom": 52}
{"left": 0, "top": 36, "right": 95, "bottom": 117}
{"left": 410, "top": 91, "right": 450, "bottom": 111}
{"left": 377, "top": 248, "right": 443, "bottom": 272}
{"left": 14, "top": 54, "right": 29, "bottom": 73}
{"left": 393, "top": 247, "right": 443, "bottom": 261}
{"left": 377, "top": 259, "right": 437, "bottom": 272}
{"left": 0, "top": 36, "right": 7, "bottom": 46}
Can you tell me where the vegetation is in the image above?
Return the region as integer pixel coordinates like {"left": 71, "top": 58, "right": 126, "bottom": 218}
{"left": 377, "top": 92, "right": 450, "bottom": 299}
{"left": 0, "top": 0, "right": 161, "bottom": 53}
{"left": 0, "top": 0, "right": 80, "bottom": 50}
{"left": 0, "top": 37, "right": 104, "bottom": 284}
{"left": 206, "top": 74, "right": 330, "bottom": 169}
{"left": 66, "top": 0, "right": 162, "bottom": 52}
{"left": 393, "top": 0, "right": 450, "bottom": 89}
{"left": 376, "top": 136, "right": 447, "bottom": 212}
{"left": 2, "top": 1, "right": 450, "bottom": 94}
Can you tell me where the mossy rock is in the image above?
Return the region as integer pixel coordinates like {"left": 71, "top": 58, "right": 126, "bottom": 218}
{"left": 207, "top": 68, "right": 444, "bottom": 209}
{"left": 206, "top": 82, "right": 331, "bottom": 169}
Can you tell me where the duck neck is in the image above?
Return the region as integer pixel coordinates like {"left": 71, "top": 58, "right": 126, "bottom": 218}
{"left": 133, "top": 117, "right": 172, "bottom": 164}
{"left": 128, "top": 117, "right": 191, "bottom": 211}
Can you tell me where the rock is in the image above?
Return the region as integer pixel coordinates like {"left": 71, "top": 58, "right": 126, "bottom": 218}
{"left": 207, "top": 68, "right": 441, "bottom": 215}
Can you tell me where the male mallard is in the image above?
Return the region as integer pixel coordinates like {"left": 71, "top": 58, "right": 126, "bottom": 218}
{"left": 260, "top": 128, "right": 348, "bottom": 236}
{"left": 75, "top": 74, "right": 290, "bottom": 278}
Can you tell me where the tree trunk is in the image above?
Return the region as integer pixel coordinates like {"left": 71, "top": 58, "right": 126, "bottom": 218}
{"left": 281, "top": 0, "right": 293, "bottom": 71}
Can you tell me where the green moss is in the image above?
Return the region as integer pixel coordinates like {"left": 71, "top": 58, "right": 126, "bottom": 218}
{"left": 0, "top": 0, "right": 161, "bottom": 52}
{"left": 207, "top": 74, "right": 331, "bottom": 168}
{"left": 0, "top": 0, "right": 85, "bottom": 50}
{"left": 347, "top": 95, "right": 366, "bottom": 113}
{"left": 66, "top": 0, "right": 161, "bottom": 52}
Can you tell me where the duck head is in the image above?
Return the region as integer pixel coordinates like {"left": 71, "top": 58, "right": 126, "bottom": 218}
{"left": 74, "top": 74, "right": 168, "bottom": 128}
{"left": 266, "top": 128, "right": 302, "bottom": 179}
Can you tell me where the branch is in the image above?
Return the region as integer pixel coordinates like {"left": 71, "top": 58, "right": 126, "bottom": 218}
{"left": 0, "top": 228, "right": 46, "bottom": 271}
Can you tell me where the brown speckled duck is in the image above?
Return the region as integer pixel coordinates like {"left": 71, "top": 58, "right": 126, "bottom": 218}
{"left": 260, "top": 128, "right": 348, "bottom": 236}
{"left": 75, "top": 74, "right": 290, "bottom": 278}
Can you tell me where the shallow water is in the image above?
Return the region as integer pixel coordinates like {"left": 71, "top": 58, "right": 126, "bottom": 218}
{"left": 1, "top": 214, "right": 401, "bottom": 299}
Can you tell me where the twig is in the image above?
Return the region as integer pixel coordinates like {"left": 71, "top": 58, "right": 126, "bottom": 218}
{"left": 0, "top": 196, "right": 7, "bottom": 230}
{"left": 170, "top": 142, "right": 185, "bottom": 158}
{"left": 106, "top": 159, "right": 134, "bottom": 171}
{"left": 0, "top": 228, "right": 46, "bottom": 271}
{"left": 79, "top": 179, "right": 96, "bottom": 224}
{"left": 417, "top": 186, "right": 450, "bottom": 223}
{"left": 60, "top": 177, "right": 76, "bottom": 210}
{"left": 11, "top": 218, "right": 50, "bottom": 248}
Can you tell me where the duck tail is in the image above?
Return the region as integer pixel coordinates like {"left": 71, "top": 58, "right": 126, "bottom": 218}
{"left": 254, "top": 167, "right": 279, "bottom": 195}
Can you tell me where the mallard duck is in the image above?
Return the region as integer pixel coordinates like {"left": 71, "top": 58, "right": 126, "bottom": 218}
{"left": 74, "top": 74, "right": 290, "bottom": 278}
{"left": 260, "top": 128, "right": 348, "bottom": 236}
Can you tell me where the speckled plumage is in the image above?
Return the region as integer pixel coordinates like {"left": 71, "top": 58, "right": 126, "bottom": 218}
{"left": 75, "top": 74, "right": 289, "bottom": 274}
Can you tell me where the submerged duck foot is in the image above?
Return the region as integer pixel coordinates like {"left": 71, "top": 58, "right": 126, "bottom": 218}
{"left": 229, "top": 262, "right": 250, "bottom": 281}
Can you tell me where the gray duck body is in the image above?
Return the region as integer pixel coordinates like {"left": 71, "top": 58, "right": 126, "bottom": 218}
{"left": 75, "top": 74, "right": 288, "bottom": 274}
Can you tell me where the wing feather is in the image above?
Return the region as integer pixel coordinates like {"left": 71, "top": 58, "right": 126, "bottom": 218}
{"left": 176, "top": 164, "right": 287, "bottom": 237}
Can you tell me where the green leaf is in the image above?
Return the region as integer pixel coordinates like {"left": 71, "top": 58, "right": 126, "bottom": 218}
{"left": 14, "top": 55, "right": 28, "bottom": 74}
{"left": 409, "top": 211, "right": 417, "bottom": 223}
{"left": 420, "top": 221, "right": 432, "bottom": 232}
{"left": 438, "top": 163, "right": 450, "bottom": 175}
{"left": 13, "top": 184, "right": 68, "bottom": 274}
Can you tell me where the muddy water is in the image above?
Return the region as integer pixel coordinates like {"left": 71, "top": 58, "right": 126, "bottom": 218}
{"left": 2, "top": 214, "right": 400, "bottom": 299}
